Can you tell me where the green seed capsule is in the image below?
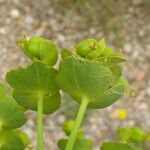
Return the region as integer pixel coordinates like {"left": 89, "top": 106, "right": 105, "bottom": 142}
{"left": 75, "top": 38, "right": 113, "bottom": 59}
{"left": 26, "top": 37, "right": 42, "bottom": 57}
{"left": 75, "top": 38, "right": 97, "bottom": 58}
{"left": 63, "top": 120, "right": 75, "bottom": 137}
{"left": 63, "top": 120, "right": 84, "bottom": 137}
{"left": 18, "top": 36, "right": 58, "bottom": 66}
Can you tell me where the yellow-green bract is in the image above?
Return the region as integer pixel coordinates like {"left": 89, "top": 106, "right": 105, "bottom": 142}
{"left": 18, "top": 36, "right": 58, "bottom": 66}
{"left": 56, "top": 56, "right": 127, "bottom": 109}
{"left": 6, "top": 61, "right": 61, "bottom": 114}
{"left": 56, "top": 38, "right": 128, "bottom": 109}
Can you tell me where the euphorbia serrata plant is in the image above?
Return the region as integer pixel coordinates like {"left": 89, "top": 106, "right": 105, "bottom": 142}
{"left": 3, "top": 36, "right": 131, "bottom": 150}
{"left": 101, "top": 126, "right": 150, "bottom": 150}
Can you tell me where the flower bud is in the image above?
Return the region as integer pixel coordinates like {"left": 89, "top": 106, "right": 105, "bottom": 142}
{"left": 18, "top": 36, "right": 58, "bottom": 66}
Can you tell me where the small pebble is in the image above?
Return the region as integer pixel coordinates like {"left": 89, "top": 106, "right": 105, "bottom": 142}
{"left": 10, "top": 9, "right": 20, "bottom": 18}
{"left": 124, "top": 43, "right": 132, "bottom": 53}
{"left": 0, "top": 27, "right": 6, "bottom": 35}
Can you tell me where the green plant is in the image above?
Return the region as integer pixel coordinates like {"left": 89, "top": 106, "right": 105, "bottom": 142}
{"left": 6, "top": 36, "right": 60, "bottom": 150}
{"left": 56, "top": 38, "right": 129, "bottom": 150}
{"left": 100, "top": 126, "right": 150, "bottom": 150}
{"left": 1, "top": 36, "right": 138, "bottom": 150}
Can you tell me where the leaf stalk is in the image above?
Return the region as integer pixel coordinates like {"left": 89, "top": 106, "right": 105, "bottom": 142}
{"left": 0, "top": 122, "right": 2, "bottom": 131}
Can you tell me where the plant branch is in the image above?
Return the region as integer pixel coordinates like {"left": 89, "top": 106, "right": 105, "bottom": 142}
{"left": 37, "top": 92, "right": 44, "bottom": 150}
{"left": 65, "top": 96, "right": 89, "bottom": 150}
{"left": 0, "top": 122, "right": 2, "bottom": 131}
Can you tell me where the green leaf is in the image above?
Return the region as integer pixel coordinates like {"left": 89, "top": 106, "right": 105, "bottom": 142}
{"left": 15, "top": 130, "right": 30, "bottom": 147}
{"left": 58, "top": 138, "right": 93, "bottom": 150}
{"left": 18, "top": 36, "right": 58, "bottom": 66}
{"left": 56, "top": 57, "right": 114, "bottom": 106}
{"left": 117, "top": 127, "right": 132, "bottom": 142}
{"left": 6, "top": 61, "right": 60, "bottom": 114}
{"left": 0, "top": 83, "right": 6, "bottom": 100}
{"left": 101, "top": 142, "right": 138, "bottom": 150}
{"left": 0, "top": 129, "right": 25, "bottom": 150}
{"left": 0, "top": 96, "right": 26, "bottom": 129}
{"left": 130, "top": 127, "right": 145, "bottom": 143}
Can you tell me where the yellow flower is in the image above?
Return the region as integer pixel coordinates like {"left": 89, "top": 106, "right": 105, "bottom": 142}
{"left": 117, "top": 108, "right": 128, "bottom": 120}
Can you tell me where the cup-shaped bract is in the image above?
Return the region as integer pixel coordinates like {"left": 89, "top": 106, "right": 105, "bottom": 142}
{"left": 18, "top": 36, "right": 58, "bottom": 66}
{"left": 56, "top": 56, "right": 127, "bottom": 109}
{"left": 6, "top": 61, "right": 61, "bottom": 114}
{"left": 0, "top": 129, "right": 25, "bottom": 150}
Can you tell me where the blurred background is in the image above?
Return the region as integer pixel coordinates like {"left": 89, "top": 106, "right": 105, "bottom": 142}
{"left": 0, "top": 0, "right": 150, "bottom": 149}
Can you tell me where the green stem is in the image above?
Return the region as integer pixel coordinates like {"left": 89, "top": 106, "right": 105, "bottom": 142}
{"left": 65, "top": 96, "right": 89, "bottom": 150}
{"left": 37, "top": 92, "right": 44, "bottom": 150}
{"left": 0, "top": 122, "right": 2, "bottom": 131}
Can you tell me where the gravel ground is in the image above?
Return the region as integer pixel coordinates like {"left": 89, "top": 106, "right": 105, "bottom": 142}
{"left": 0, "top": 0, "right": 150, "bottom": 150}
